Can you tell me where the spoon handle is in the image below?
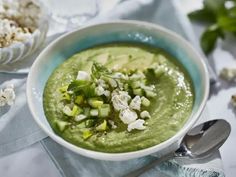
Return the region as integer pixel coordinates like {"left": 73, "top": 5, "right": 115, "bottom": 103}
{"left": 123, "top": 152, "right": 175, "bottom": 177}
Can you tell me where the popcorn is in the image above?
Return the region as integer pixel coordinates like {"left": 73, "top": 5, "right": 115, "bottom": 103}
{"left": 220, "top": 68, "right": 236, "bottom": 81}
{"left": 0, "top": 84, "right": 16, "bottom": 106}
{"left": 0, "top": 0, "right": 41, "bottom": 48}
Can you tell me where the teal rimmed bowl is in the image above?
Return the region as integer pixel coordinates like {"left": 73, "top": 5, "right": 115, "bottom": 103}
{"left": 27, "top": 21, "right": 209, "bottom": 161}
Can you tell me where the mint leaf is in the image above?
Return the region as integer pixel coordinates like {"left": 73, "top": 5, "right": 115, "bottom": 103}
{"left": 188, "top": 9, "right": 216, "bottom": 23}
{"left": 200, "top": 25, "right": 223, "bottom": 54}
{"left": 203, "top": 0, "right": 226, "bottom": 15}
{"left": 218, "top": 16, "right": 236, "bottom": 32}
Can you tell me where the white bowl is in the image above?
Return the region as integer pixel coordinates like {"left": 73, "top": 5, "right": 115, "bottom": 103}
{"left": 27, "top": 21, "right": 209, "bottom": 161}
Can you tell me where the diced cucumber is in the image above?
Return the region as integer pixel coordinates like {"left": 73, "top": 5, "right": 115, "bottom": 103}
{"left": 75, "top": 114, "right": 87, "bottom": 122}
{"left": 88, "top": 98, "right": 103, "bottom": 108}
{"left": 124, "top": 83, "right": 129, "bottom": 90}
{"left": 154, "top": 67, "right": 165, "bottom": 78}
{"left": 96, "top": 120, "right": 107, "bottom": 131}
{"left": 145, "top": 90, "right": 157, "bottom": 98}
{"left": 71, "top": 105, "right": 81, "bottom": 116}
{"left": 83, "top": 107, "right": 90, "bottom": 117}
{"left": 58, "top": 85, "right": 68, "bottom": 93}
{"left": 141, "top": 96, "right": 151, "bottom": 107}
{"left": 75, "top": 95, "right": 83, "bottom": 105}
{"left": 55, "top": 120, "right": 69, "bottom": 132}
{"left": 85, "top": 119, "right": 96, "bottom": 128}
{"left": 90, "top": 109, "right": 99, "bottom": 116}
{"left": 98, "top": 104, "right": 111, "bottom": 118}
{"left": 63, "top": 105, "right": 72, "bottom": 116}
{"left": 61, "top": 92, "right": 71, "bottom": 101}
{"left": 131, "top": 81, "right": 140, "bottom": 89}
{"left": 63, "top": 105, "right": 81, "bottom": 117}
{"left": 133, "top": 88, "right": 143, "bottom": 96}
{"left": 82, "top": 129, "right": 93, "bottom": 139}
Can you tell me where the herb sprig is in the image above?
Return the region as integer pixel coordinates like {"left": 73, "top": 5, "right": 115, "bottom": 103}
{"left": 188, "top": 0, "right": 236, "bottom": 55}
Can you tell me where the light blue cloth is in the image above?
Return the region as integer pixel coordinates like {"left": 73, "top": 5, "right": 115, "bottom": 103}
{"left": 0, "top": 0, "right": 224, "bottom": 176}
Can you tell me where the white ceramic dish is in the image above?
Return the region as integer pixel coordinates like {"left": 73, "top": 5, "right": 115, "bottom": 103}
{"left": 27, "top": 21, "right": 209, "bottom": 161}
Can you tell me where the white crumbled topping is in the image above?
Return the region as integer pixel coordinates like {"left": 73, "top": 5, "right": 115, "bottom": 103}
{"left": 0, "top": 84, "right": 16, "bottom": 106}
{"left": 112, "top": 72, "right": 128, "bottom": 80}
{"left": 127, "top": 119, "right": 146, "bottom": 132}
{"left": 129, "top": 95, "right": 141, "bottom": 111}
{"left": 76, "top": 71, "right": 90, "bottom": 81}
{"left": 75, "top": 114, "right": 87, "bottom": 122}
{"left": 103, "top": 90, "right": 110, "bottom": 97}
{"left": 111, "top": 90, "right": 131, "bottom": 111}
{"left": 130, "top": 73, "right": 145, "bottom": 80}
{"left": 97, "top": 79, "right": 107, "bottom": 88}
{"left": 108, "top": 78, "right": 117, "bottom": 88}
{"left": 140, "top": 83, "right": 155, "bottom": 91}
{"left": 108, "top": 120, "right": 117, "bottom": 129}
{"left": 140, "top": 111, "right": 151, "bottom": 119}
{"left": 220, "top": 68, "right": 236, "bottom": 81}
{"left": 119, "top": 108, "right": 138, "bottom": 124}
{"left": 0, "top": 0, "right": 41, "bottom": 48}
{"left": 95, "top": 85, "right": 105, "bottom": 96}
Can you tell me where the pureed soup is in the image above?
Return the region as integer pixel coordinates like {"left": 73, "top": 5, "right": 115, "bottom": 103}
{"left": 43, "top": 43, "right": 194, "bottom": 153}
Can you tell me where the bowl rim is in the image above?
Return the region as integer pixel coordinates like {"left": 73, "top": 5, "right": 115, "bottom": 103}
{"left": 27, "top": 20, "right": 209, "bottom": 161}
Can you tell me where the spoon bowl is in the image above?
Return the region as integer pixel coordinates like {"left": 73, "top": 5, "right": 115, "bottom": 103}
{"left": 124, "top": 119, "right": 231, "bottom": 177}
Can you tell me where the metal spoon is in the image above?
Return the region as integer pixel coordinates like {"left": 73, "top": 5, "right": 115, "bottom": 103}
{"left": 123, "top": 119, "right": 231, "bottom": 177}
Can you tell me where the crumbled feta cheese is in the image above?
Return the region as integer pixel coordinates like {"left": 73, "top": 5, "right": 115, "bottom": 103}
{"left": 75, "top": 114, "right": 87, "bottom": 122}
{"left": 111, "top": 91, "right": 131, "bottom": 111}
{"left": 95, "top": 85, "right": 105, "bottom": 96}
{"left": 129, "top": 95, "right": 141, "bottom": 111}
{"left": 108, "top": 78, "right": 117, "bottom": 88}
{"left": 97, "top": 79, "right": 107, "bottom": 88}
{"left": 127, "top": 119, "right": 146, "bottom": 132}
{"left": 113, "top": 72, "right": 128, "bottom": 80}
{"left": 76, "top": 71, "right": 90, "bottom": 81}
{"left": 119, "top": 108, "right": 138, "bottom": 124}
{"left": 130, "top": 73, "right": 145, "bottom": 80}
{"left": 140, "top": 111, "right": 151, "bottom": 119}
{"left": 220, "top": 68, "right": 236, "bottom": 81}
{"left": 140, "top": 83, "right": 155, "bottom": 91}
{"left": 108, "top": 120, "right": 117, "bottom": 129}
{"left": 104, "top": 90, "right": 110, "bottom": 97}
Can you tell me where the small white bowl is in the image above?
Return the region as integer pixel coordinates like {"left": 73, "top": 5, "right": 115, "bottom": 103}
{"left": 27, "top": 21, "right": 209, "bottom": 161}
{"left": 0, "top": 1, "right": 49, "bottom": 65}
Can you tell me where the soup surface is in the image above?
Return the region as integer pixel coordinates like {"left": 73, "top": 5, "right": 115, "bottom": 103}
{"left": 43, "top": 43, "right": 194, "bottom": 152}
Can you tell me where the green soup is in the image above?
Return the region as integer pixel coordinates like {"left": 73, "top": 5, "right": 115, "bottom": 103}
{"left": 43, "top": 43, "right": 194, "bottom": 152}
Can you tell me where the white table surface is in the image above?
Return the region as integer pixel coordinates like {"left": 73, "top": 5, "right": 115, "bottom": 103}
{"left": 1, "top": 1, "right": 236, "bottom": 177}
